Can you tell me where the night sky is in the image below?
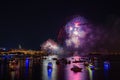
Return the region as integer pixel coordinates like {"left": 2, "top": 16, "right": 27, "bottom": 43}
{"left": 0, "top": 1, "right": 120, "bottom": 50}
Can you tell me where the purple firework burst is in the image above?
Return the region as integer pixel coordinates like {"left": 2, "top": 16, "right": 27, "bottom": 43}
{"left": 65, "top": 16, "right": 91, "bottom": 49}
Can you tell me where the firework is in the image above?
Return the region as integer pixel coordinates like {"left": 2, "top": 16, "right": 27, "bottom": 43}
{"left": 41, "top": 39, "right": 63, "bottom": 54}
{"left": 65, "top": 16, "right": 90, "bottom": 49}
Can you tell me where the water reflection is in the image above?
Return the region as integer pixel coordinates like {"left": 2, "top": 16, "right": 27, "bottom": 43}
{"left": 10, "top": 70, "right": 20, "bottom": 80}
{"left": 47, "top": 67, "right": 52, "bottom": 79}
{"left": 25, "top": 58, "right": 30, "bottom": 67}
{"left": 66, "top": 56, "right": 89, "bottom": 80}
{"left": 47, "top": 62, "right": 53, "bottom": 79}
{"left": 10, "top": 71, "right": 15, "bottom": 80}
{"left": 42, "top": 56, "right": 57, "bottom": 80}
{"left": 104, "top": 61, "right": 110, "bottom": 80}
{"left": 9, "top": 59, "right": 20, "bottom": 80}
{"left": 0, "top": 55, "right": 117, "bottom": 80}
{"left": 25, "top": 58, "right": 29, "bottom": 79}
{"left": 104, "top": 61, "right": 110, "bottom": 70}
{"left": 88, "top": 67, "right": 94, "bottom": 80}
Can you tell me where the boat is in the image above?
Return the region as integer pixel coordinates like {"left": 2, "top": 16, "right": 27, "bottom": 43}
{"left": 47, "top": 62, "right": 53, "bottom": 71}
{"left": 52, "top": 57, "right": 58, "bottom": 60}
{"left": 72, "top": 60, "right": 84, "bottom": 63}
{"left": 71, "top": 65, "right": 82, "bottom": 72}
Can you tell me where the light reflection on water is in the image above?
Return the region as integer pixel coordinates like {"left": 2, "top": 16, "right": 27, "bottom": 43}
{"left": 25, "top": 58, "right": 30, "bottom": 79}
{"left": 0, "top": 55, "right": 113, "bottom": 80}
{"left": 10, "top": 70, "right": 20, "bottom": 80}
{"left": 104, "top": 61, "right": 110, "bottom": 80}
{"left": 42, "top": 56, "right": 58, "bottom": 80}
{"left": 87, "top": 67, "right": 94, "bottom": 80}
{"left": 65, "top": 57, "right": 89, "bottom": 80}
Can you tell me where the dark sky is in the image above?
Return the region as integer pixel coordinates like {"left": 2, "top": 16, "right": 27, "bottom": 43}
{"left": 0, "top": 1, "right": 120, "bottom": 50}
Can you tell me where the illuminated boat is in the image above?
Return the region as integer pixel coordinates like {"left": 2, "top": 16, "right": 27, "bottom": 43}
{"left": 72, "top": 60, "right": 83, "bottom": 63}
{"left": 47, "top": 62, "right": 53, "bottom": 78}
{"left": 71, "top": 65, "right": 82, "bottom": 72}
{"left": 52, "top": 57, "right": 58, "bottom": 60}
{"left": 47, "top": 62, "right": 53, "bottom": 71}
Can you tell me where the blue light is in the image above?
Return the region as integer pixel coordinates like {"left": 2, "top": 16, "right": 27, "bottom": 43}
{"left": 48, "top": 68, "right": 52, "bottom": 78}
{"left": 48, "top": 68, "right": 52, "bottom": 72}
{"left": 104, "top": 61, "right": 110, "bottom": 79}
{"left": 25, "top": 58, "right": 29, "bottom": 67}
{"left": 25, "top": 58, "right": 29, "bottom": 77}
{"left": 104, "top": 61, "right": 110, "bottom": 70}
{"left": 48, "top": 62, "right": 52, "bottom": 67}
{"left": 47, "top": 62, "right": 52, "bottom": 72}
{"left": 2, "top": 55, "right": 8, "bottom": 59}
{"left": 47, "top": 62, "right": 52, "bottom": 79}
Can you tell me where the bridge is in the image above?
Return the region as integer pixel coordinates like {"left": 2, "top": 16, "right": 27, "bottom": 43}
{"left": 0, "top": 49, "right": 47, "bottom": 55}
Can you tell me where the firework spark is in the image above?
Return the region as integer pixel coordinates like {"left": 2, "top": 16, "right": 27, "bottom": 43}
{"left": 65, "top": 16, "right": 90, "bottom": 49}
